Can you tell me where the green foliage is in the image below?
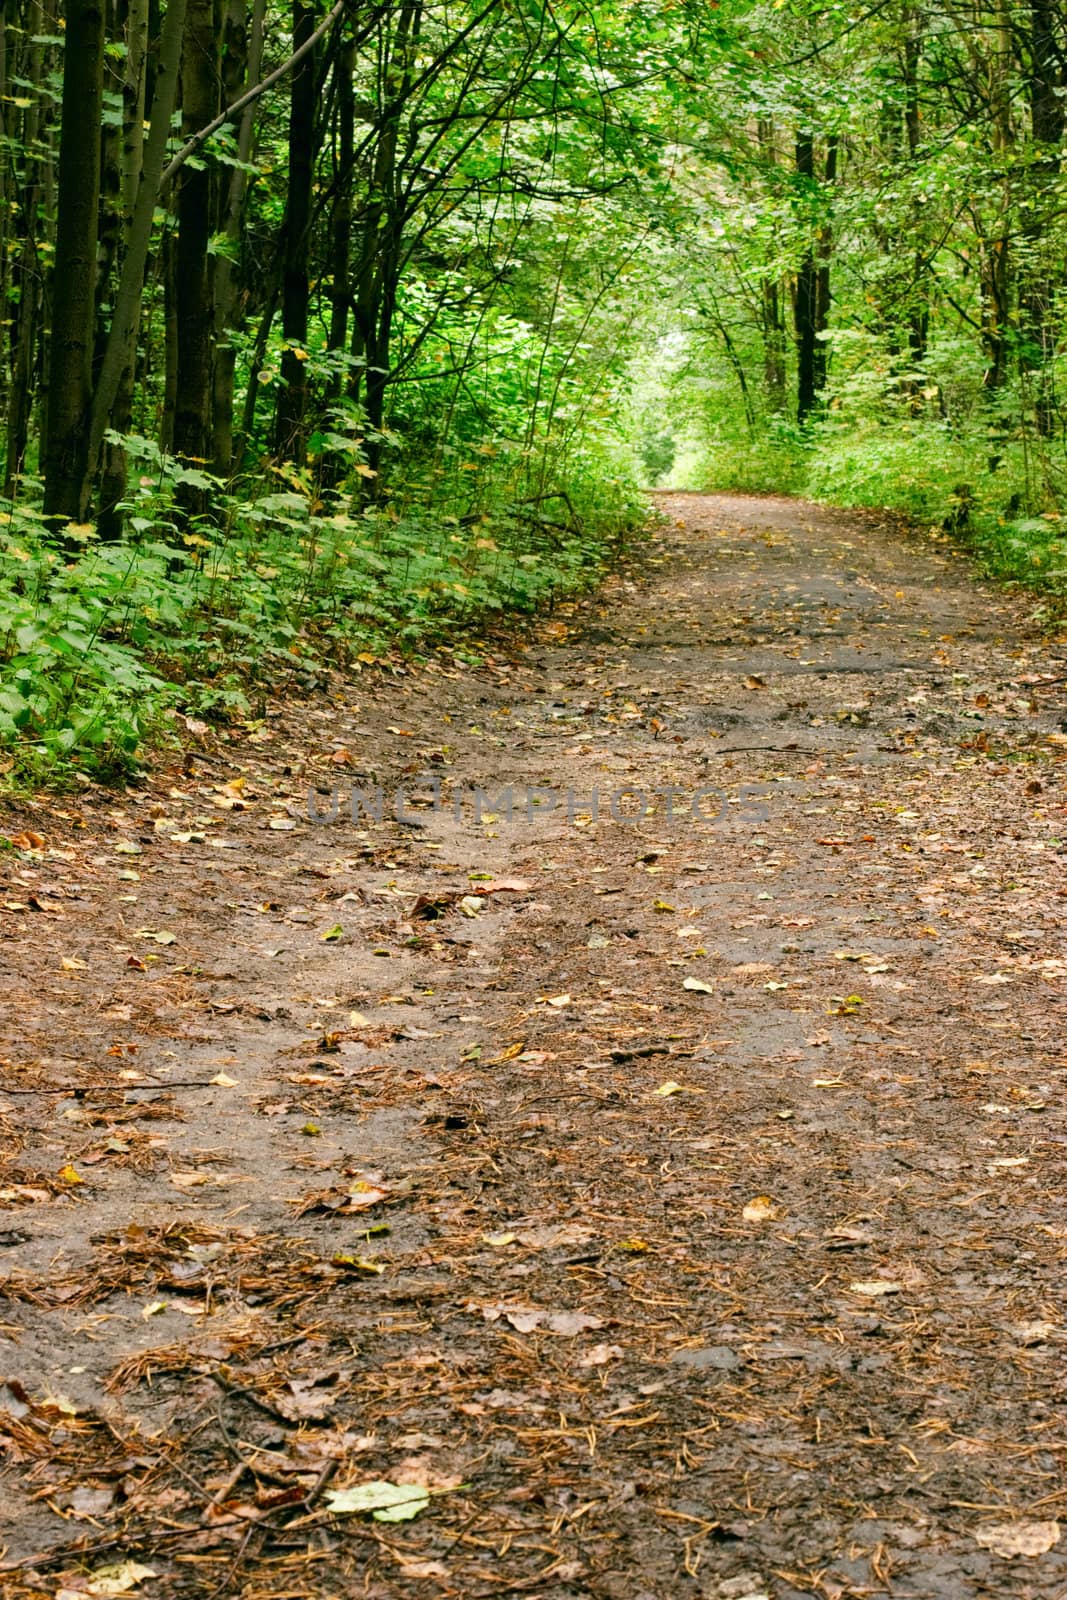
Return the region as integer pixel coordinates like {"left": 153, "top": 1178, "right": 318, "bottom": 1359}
{"left": 0, "top": 418, "right": 641, "bottom": 780}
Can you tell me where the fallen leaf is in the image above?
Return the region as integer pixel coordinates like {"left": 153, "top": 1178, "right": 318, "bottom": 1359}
{"left": 322, "top": 923, "right": 344, "bottom": 941}
{"left": 57, "top": 1164, "right": 83, "bottom": 1185}
{"left": 136, "top": 928, "right": 176, "bottom": 945}
{"left": 10, "top": 831, "right": 46, "bottom": 850}
{"left": 742, "top": 1195, "right": 779, "bottom": 1223}
{"left": 682, "top": 977, "right": 714, "bottom": 994}
{"left": 61, "top": 956, "right": 88, "bottom": 971}
{"left": 85, "top": 1561, "right": 157, "bottom": 1596}
{"left": 546, "top": 1309, "right": 604, "bottom": 1335}
{"left": 395, "top": 1558, "right": 450, "bottom": 1579}
{"left": 332, "top": 1254, "right": 386, "bottom": 1275}
{"left": 325, "top": 1481, "right": 430, "bottom": 1522}
{"left": 1013, "top": 1320, "right": 1056, "bottom": 1346}
{"left": 974, "top": 1521, "right": 1060, "bottom": 1558}
{"left": 488, "top": 1041, "right": 526, "bottom": 1063}
{"left": 849, "top": 1279, "right": 904, "bottom": 1297}
{"left": 578, "top": 1342, "right": 624, "bottom": 1367}
{"left": 210, "top": 1072, "right": 238, "bottom": 1087}
{"left": 480, "top": 1302, "right": 603, "bottom": 1335}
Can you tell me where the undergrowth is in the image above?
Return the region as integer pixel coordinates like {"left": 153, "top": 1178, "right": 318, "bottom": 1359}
{"left": 0, "top": 437, "right": 643, "bottom": 785}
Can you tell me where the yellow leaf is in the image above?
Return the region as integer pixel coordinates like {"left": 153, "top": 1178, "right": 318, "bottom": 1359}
{"left": 742, "top": 1195, "right": 778, "bottom": 1222}
{"left": 57, "top": 1163, "right": 82, "bottom": 1185}
{"left": 332, "top": 1254, "right": 385, "bottom": 1274}
{"left": 85, "top": 1560, "right": 157, "bottom": 1595}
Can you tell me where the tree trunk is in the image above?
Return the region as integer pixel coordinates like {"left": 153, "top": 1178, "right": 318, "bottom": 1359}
{"left": 42, "top": 0, "right": 106, "bottom": 526}
{"left": 275, "top": 0, "right": 316, "bottom": 463}
{"left": 1019, "top": 0, "right": 1064, "bottom": 433}
{"left": 328, "top": 33, "right": 355, "bottom": 368}
{"left": 96, "top": 0, "right": 151, "bottom": 538}
{"left": 4, "top": 5, "right": 47, "bottom": 496}
{"left": 173, "top": 0, "right": 219, "bottom": 503}
{"left": 794, "top": 131, "right": 818, "bottom": 424}
{"left": 813, "top": 134, "right": 837, "bottom": 396}
{"left": 756, "top": 118, "right": 786, "bottom": 410}
{"left": 162, "top": 226, "right": 178, "bottom": 450}
{"left": 348, "top": 0, "right": 416, "bottom": 481}
{"left": 212, "top": 0, "right": 264, "bottom": 477}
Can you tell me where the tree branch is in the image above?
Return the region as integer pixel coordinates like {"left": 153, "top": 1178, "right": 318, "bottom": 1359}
{"left": 159, "top": 0, "right": 347, "bottom": 191}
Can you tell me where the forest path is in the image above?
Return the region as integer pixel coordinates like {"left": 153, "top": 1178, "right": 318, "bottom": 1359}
{"left": 1, "top": 493, "right": 1065, "bottom": 1600}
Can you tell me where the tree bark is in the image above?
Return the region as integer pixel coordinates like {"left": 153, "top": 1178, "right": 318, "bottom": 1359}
{"left": 4, "top": 3, "right": 47, "bottom": 496}
{"left": 794, "top": 131, "right": 818, "bottom": 424}
{"left": 1019, "top": 0, "right": 1064, "bottom": 433}
{"left": 42, "top": 0, "right": 106, "bottom": 525}
{"left": 275, "top": 0, "right": 316, "bottom": 463}
{"left": 813, "top": 134, "right": 837, "bottom": 396}
{"left": 173, "top": 0, "right": 219, "bottom": 501}
{"left": 212, "top": 0, "right": 265, "bottom": 477}
{"left": 89, "top": 0, "right": 188, "bottom": 519}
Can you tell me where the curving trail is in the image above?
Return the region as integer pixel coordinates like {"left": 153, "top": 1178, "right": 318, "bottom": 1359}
{"left": 1, "top": 494, "right": 1065, "bottom": 1600}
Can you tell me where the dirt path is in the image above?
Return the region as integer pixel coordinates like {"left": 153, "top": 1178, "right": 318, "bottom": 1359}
{"left": 1, "top": 494, "right": 1065, "bottom": 1600}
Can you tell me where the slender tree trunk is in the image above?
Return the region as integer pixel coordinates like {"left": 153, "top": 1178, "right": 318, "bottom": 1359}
{"left": 173, "top": 0, "right": 219, "bottom": 502}
{"left": 275, "top": 0, "right": 316, "bottom": 462}
{"left": 162, "top": 226, "right": 178, "bottom": 450}
{"left": 97, "top": 0, "right": 151, "bottom": 537}
{"left": 42, "top": 0, "right": 106, "bottom": 525}
{"left": 794, "top": 131, "right": 818, "bottom": 424}
{"left": 1019, "top": 0, "right": 1064, "bottom": 434}
{"left": 213, "top": 0, "right": 265, "bottom": 477}
{"left": 756, "top": 118, "right": 786, "bottom": 409}
{"left": 236, "top": 276, "right": 279, "bottom": 460}
{"left": 348, "top": 0, "right": 416, "bottom": 478}
{"left": 4, "top": 6, "right": 46, "bottom": 496}
{"left": 903, "top": 29, "right": 928, "bottom": 366}
{"left": 813, "top": 134, "right": 837, "bottom": 395}
{"left": 95, "top": 0, "right": 125, "bottom": 382}
{"left": 328, "top": 34, "right": 355, "bottom": 368}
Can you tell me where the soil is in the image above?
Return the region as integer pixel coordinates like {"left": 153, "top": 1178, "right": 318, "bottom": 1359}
{"left": 0, "top": 493, "right": 1065, "bottom": 1600}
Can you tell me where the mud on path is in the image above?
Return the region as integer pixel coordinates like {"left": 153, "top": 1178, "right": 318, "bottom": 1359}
{"left": 1, "top": 493, "right": 1065, "bottom": 1600}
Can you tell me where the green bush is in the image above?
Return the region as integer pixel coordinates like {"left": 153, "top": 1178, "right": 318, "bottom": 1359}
{"left": 0, "top": 429, "right": 644, "bottom": 783}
